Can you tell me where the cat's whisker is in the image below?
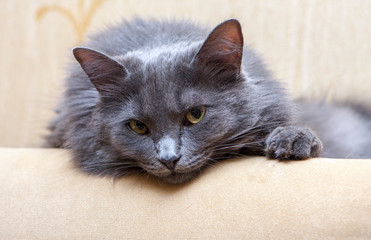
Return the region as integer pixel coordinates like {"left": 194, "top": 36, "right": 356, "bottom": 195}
{"left": 211, "top": 140, "right": 264, "bottom": 153}
{"left": 223, "top": 121, "right": 283, "bottom": 143}
{"left": 85, "top": 163, "right": 138, "bottom": 169}
{"left": 215, "top": 139, "right": 264, "bottom": 148}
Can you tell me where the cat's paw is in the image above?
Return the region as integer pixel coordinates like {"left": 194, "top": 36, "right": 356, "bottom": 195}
{"left": 265, "top": 126, "right": 323, "bottom": 160}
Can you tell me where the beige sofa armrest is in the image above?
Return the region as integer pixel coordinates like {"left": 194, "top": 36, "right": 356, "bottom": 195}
{"left": 0, "top": 148, "right": 370, "bottom": 239}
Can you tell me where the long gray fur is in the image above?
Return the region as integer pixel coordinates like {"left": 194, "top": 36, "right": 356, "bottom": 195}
{"left": 46, "top": 18, "right": 371, "bottom": 184}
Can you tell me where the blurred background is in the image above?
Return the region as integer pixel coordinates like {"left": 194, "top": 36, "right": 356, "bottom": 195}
{"left": 0, "top": 0, "right": 370, "bottom": 147}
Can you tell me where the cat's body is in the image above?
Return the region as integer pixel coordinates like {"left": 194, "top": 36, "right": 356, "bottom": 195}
{"left": 297, "top": 101, "right": 371, "bottom": 158}
{"left": 46, "top": 18, "right": 371, "bottom": 184}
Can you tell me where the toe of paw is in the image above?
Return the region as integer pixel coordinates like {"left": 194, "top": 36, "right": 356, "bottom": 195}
{"left": 309, "top": 139, "right": 323, "bottom": 157}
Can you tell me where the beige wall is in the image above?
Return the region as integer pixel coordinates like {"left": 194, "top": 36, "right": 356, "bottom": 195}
{"left": 1, "top": 0, "right": 370, "bottom": 147}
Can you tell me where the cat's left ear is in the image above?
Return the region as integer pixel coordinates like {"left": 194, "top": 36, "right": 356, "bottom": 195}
{"left": 194, "top": 19, "right": 243, "bottom": 73}
{"left": 73, "top": 47, "right": 128, "bottom": 94}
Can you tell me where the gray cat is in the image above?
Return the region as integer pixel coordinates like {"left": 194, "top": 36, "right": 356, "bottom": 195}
{"left": 46, "top": 18, "right": 371, "bottom": 184}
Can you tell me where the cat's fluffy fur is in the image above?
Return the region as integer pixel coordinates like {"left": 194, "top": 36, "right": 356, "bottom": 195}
{"left": 46, "top": 18, "right": 370, "bottom": 184}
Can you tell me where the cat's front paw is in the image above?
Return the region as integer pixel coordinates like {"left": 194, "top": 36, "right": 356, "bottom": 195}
{"left": 265, "top": 126, "right": 322, "bottom": 160}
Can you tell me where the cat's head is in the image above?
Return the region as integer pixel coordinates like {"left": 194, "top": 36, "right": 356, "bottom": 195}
{"left": 73, "top": 20, "right": 257, "bottom": 184}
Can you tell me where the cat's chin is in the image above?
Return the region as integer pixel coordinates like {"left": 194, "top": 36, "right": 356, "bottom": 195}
{"left": 158, "top": 171, "right": 200, "bottom": 184}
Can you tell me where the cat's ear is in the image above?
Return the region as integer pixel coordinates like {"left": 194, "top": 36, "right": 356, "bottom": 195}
{"left": 73, "top": 47, "right": 128, "bottom": 94}
{"left": 194, "top": 19, "right": 243, "bottom": 73}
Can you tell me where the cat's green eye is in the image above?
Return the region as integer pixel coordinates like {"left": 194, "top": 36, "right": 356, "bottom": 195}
{"left": 185, "top": 106, "right": 206, "bottom": 124}
{"left": 128, "top": 120, "right": 148, "bottom": 134}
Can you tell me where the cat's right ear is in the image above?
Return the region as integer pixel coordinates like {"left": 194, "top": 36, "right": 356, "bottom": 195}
{"left": 73, "top": 47, "right": 128, "bottom": 94}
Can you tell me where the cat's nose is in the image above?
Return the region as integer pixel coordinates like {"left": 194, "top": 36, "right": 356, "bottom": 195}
{"left": 158, "top": 155, "right": 180, "bottom": 170}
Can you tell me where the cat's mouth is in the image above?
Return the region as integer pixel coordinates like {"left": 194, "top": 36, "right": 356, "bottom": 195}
{"left": 142, "top": 167, "right": 202, "bottom": 184}
{"left": 159, "top": 170, "right": 201, "bottom": 184}
{"left": 140, "top": 156, "right": 208, "bottom": 184}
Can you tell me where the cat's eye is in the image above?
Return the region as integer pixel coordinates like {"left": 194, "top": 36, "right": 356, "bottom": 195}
{"left": 128, "top": 120, "right": 148, "bottom": 134}
{"left": 185, "top": 106, "right": 206, "bottom": 124}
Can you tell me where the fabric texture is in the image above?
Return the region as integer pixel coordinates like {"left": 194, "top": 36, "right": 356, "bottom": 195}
{"left": 1, "top": 148, "right": 370, "bottom": 239}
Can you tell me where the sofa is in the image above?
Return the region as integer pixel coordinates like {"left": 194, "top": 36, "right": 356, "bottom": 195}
{"left": 1, "top": 148, "right": 370, "bottom": 239}
{"left": 1, "top": 0, "right": 370, "bottom": 239}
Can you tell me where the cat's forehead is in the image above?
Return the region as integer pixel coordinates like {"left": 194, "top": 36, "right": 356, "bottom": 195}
{"left": 123, "top": 41, "right": 202, "bottom": 65}
{"left": 115, "top": 42, "right": 216, "bottom": 119}
{"left": 134, "top": 80, "right": 190, "bottom": 114}
{"left": 128, "top": 78, "right": 212, "bottom": 120}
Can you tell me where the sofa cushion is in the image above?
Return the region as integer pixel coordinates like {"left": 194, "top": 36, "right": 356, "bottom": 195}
{"left": 0, "top": 148, "right": 370, "bottom": 239}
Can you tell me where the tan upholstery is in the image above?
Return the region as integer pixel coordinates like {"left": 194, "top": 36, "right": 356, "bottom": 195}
{"left": 1, "top": 148, "right": 370, "bottom": 239}
{"left": 1, "top": 0, "right": 370, "bottom": 239}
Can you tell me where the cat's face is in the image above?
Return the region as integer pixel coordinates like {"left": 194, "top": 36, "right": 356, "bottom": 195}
{"left": 74, "top": 20, "right": 255, "bottom": 184}
{"left": 100, "top": 55, "right": 251, "bottom": 183}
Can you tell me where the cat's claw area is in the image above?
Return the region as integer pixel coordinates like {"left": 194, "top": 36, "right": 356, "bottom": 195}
{"left": 265, "top": 126, "right": 323, "bottom": 160}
